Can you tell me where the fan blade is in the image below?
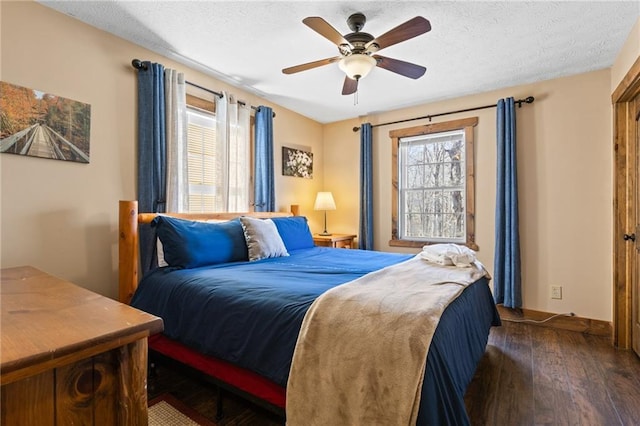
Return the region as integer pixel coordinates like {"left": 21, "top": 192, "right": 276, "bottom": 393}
{"left": 366, "top": 17, "right": 431, "bottom": 51}
{"left": 373, "top": 55, "right": 426, "bottom": 79}
{"left": 303, "top": 17, "right": 350, "bottom": 47}
{"left": 342, "top": 77, "right": 358, "bottom": 95}
{"left": 282, "top": 57, "right": 341, "bottom": 74}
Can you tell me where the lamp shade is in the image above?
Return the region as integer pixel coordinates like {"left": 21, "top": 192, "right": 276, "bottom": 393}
{"left": 338, "top": 55, "right": 376, "bottom": 80}
{"left": 314, "top": 192, "right": 336, "bottom": 211}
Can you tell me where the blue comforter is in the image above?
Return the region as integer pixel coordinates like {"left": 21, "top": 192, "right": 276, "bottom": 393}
{"left": 131, "top": 247, "right": 500, "bottom": 424}
{"left": 132, "top": 247, "right": 413, "bottom": 385}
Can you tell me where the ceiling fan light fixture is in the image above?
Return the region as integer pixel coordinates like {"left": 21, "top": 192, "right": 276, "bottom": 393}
{"left": 338, "top": 54, "right": 376, "bottom": 80}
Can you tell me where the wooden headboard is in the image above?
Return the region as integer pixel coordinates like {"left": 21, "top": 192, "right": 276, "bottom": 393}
{"left": 118, "top": 200, "right": 293, "bottom": 305}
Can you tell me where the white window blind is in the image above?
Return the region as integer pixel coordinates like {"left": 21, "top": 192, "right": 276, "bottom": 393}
{"left": 187, "top": 107, "right": 219, "bottom": 213}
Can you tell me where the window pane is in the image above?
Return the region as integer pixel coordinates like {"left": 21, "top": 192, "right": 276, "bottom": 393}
{"left": 424, "top": 164, "right": 441, "bottom": 188}
{"left": 442, "top": 189, "right": 464, "bottom": 214}
{"left": 406, "top": 165, "right": 425, "bottom": 189}
{"left": 442, "top": 162, "right": 464, "bottom": 187}
{"left": 405, "top": 213, "right": 425, "bottom": 237}
{"left": 404, "top": 189, "right": 424, "bottom": 213}
{"left": 424, "top": 143, "right": 441, "bottom": 163}
{"left": 406, "top": 143, "right": 425, "bottom": 165}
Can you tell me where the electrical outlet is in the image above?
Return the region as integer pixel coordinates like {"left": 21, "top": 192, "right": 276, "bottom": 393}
{"left": 551, "top": 286, "right": 562, "bottom": 300}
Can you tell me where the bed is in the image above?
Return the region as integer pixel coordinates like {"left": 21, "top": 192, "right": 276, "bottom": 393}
{"left": 118, "top": 200, "right": 500, "bottom": 425}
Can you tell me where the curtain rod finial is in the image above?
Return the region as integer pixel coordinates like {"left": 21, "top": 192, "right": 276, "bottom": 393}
{"left": 525, "top": 96, "right": 534, "bottom": 103}
{"left": 131, "top": 59, "right": 147, "bottom": 70}
{"left": 353, "top": 126, "right": 361, "bottom": 132}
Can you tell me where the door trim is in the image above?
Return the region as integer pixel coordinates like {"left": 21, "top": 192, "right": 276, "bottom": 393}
{"left": 612, "top": 55, "right": 640, "bottom": 349}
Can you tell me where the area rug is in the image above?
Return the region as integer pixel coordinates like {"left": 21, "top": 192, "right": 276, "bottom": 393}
{"left": 148, "top": 394, "right": 216, "bottom": 426}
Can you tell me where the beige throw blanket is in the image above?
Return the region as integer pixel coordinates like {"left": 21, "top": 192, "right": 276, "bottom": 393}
{"left": 286, "top": 255, "right": 488, "bottom": 426}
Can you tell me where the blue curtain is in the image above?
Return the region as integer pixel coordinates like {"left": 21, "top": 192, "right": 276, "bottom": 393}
{"left": 359, "top": 123, "right": 374, "bottom": 250}
{"left": 494, "top": 97, "right": 522, "bottom": 308}
{"left": 254, "top": 106, "right": 275, "bottom": 212}
{"left": 137, "top": 61, "right": 167, "bottom": 273}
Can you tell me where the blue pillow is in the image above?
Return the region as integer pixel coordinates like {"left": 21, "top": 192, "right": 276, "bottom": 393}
{"left": 152, "top": 216, "right": 248, "bottom": 268}
{"left": 272, "top": 216, "right": 315, "bottom": 251}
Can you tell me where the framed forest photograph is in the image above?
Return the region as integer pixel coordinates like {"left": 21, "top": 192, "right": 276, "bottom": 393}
{"left": 0, "top": 81, "right": 91, "bottom": 163}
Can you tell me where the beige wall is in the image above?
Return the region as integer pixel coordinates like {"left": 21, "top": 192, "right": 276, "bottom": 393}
{"left": 0, "top": 1, "right": 630, "bottom": 323}
{"left": 0, "top": 1, "right": 324, "bottom": 298}
{"left": 323, "top": 69, "right": 613, "bottom": 321}
{"left": 611, "top": 17, "right": 640, "bottom": 92}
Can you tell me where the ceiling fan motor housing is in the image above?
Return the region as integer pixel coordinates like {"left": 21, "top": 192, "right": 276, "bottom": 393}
{"left": 345, "top": 32, "right": 374, "bottom": 49}
{"left": 344, "top": 13, "right": 378, "bottom": 53}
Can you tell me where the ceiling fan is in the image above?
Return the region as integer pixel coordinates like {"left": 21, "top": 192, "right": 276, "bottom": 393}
{"left": 282, "top": 13, "right": 431, "bottom": 95}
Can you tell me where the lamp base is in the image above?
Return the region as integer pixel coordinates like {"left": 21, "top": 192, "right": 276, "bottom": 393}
{"left": 319, "top": 211, "right": 332, "bottom": 236}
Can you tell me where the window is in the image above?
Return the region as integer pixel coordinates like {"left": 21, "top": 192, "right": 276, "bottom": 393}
{"left": 390, "top": 117, "right": 478, "bottom": 249}
{"left": 187, "top": 107, "right": 218, "bottom": 212}
{"left": 185, "top": 94, "right": 251, "bottom": 213}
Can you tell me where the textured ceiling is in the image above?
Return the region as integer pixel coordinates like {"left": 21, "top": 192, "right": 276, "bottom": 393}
{"left": 39, "top": 1, "right": 639, "bottom": 123}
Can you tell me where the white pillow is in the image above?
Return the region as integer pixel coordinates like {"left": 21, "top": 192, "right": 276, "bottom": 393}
{"left": 239, "top": 216, "right": 289, "bottom": 261}
{"left": 157, "top": 238, "right": 168, "bottom": 267}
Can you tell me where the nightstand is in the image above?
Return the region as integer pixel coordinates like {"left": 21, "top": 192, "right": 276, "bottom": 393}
{"left": 313, "top": 233, "right": 356, "bottom": 249}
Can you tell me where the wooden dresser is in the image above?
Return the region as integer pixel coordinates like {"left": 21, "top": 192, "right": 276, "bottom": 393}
{"left": 1, "top": 266, "right": 163, "bottom": 426}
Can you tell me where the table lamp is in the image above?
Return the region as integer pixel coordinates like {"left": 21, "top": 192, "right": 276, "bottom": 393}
{"left": 314, "top": 192, "right": 336, "bottom": 236}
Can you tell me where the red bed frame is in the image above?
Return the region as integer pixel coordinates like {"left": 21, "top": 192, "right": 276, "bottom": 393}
{"left": 149, "top": 334, "right": 286, "bottom": 416}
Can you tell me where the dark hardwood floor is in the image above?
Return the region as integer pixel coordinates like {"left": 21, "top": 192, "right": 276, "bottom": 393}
{"left": 465, "top": 321, "right": 640, "bottom": 425}
{"left": 147, "top": 361, "right": 283, "bottom": 426}
{"left": 149, "top": 321, "right": 640, "bottom": 425}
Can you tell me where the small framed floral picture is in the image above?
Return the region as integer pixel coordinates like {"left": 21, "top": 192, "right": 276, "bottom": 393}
{"left": 282, "top": 146, "right": 313, "bottom": 179}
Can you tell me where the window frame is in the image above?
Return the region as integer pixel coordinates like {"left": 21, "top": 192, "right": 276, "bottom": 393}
{"left": 390, "top": 117, "right": 478, "bottom": 250}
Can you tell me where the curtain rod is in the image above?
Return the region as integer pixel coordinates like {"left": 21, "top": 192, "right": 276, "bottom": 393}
{"left": 131, "top": 59, "right": 275, "bottom": 117}
{"left": 352, "top": 96, "right": 534, "bottom": 132}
